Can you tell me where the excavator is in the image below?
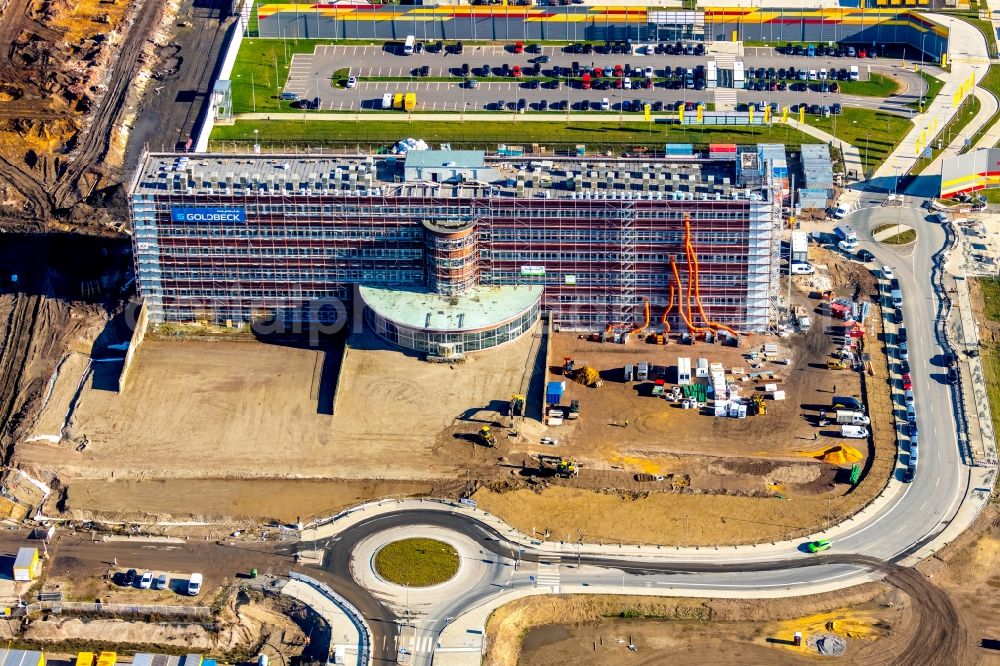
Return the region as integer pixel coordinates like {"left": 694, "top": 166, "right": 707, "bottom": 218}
{"left": 478, "top": 425, "right": 497, "bottom": 447}
{"left": 537, "top": 454, "right": 579, "bottom": 478}
{"left": 751, "top": 393, "right": 766, "bottom": 416}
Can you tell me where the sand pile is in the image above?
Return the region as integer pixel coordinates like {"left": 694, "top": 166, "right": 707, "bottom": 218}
{"left": 802, "top": 445, "right": 864, "bottom": 465}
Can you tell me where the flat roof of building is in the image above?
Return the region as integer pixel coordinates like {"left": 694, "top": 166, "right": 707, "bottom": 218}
{"left": 132, "top": 150, "right": 769, "bottom": 202}
{"left": 404, "top": 149, "right": 486, "bottom": 169}
{"left": 360, "top": 284, "right": 542, "bottom": 333}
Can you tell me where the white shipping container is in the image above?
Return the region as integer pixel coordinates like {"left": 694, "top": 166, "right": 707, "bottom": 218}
{"left": 772, "top": 390, "right": 786, "bottom": 400}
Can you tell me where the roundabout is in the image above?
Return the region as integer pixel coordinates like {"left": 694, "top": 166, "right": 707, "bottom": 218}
{"left": 872, "top": 222, "right": 917, "bottom": 245}
{"left": 373, "top": 537, "right": 460, "bottom": 588}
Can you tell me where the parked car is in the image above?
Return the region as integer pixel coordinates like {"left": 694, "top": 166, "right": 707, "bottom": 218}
{"left": 120, "top": 568, "right": 137, "bottom": 587}
{"left": 346, "top": 76, "right": 357, "bottom": 88}
{"left": 155, "top": 573, "right": 168, "bottom": 590}
{"left": 187, "top": 573, "right": 202, "bottom": 596}
{"left": 139, "top": 571, "right": 153, "bottom": 589}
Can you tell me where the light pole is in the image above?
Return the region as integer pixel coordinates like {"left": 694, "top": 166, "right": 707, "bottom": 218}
{"left": 920, "top": 33, "right": 927, "bottom": 71}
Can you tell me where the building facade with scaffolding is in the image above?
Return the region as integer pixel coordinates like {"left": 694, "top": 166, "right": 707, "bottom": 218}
{"left": 130, "top": 148, "right": 783, "bottom": 353}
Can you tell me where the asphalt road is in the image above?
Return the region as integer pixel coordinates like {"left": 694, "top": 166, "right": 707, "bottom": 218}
{"left": 279, "top": 43, "right": 925, "bottom": 115}
{"left": 300, "top": 192, "right": 973, "bottom": 665}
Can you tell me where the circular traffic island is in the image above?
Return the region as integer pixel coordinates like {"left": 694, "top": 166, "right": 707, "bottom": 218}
{"left": 373, "top": 538, "right": 461, "bottom": 587}
{"left": 872, "top": 223, "right": 917, "bottom": 246}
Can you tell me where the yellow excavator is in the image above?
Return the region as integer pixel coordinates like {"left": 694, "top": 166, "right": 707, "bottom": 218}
{"left": 478, "top": 425, "right": 497, "bottom": 447}
{"left": 537, "top": 454, "right": 579, "bottom": 478}
{"left": 751, "top": 394, "right": 766, "bottom": 416}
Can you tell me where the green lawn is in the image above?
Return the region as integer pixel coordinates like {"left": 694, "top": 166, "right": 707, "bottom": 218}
{"left": 912, "top": 95, "right": 981, "bottom": 174}
{"left": 966, "top": 65, "right": 1000, "bottom": 151}
{"left": 805, "top": 107, "right": 912, "bottom": 174}
{"left": 210, "top": 119, "right": 822, "bottom": 150}
{"left": 838, "top": 72, "right": 899, "bottom": 98}
{"left": 374, "top": 538, "right": 460, "bottom": 587}
{"left": 907, "top": 71, "right": 945, "bottom": 112}
{"left": 873, "top": 224, "right": 917, "bottom": 245}
{"left": 975, "top": 278, "right": 1000, "bottom": 440}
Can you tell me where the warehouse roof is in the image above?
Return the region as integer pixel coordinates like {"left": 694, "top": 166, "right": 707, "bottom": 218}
{"left": 360, "top": 284, "right": 542, "bottom": 333}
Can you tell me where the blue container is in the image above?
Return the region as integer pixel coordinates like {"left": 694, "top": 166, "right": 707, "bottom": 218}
{"left": 664, "top": 143, "right": 693, "bottom": 156}
{"left": 546, "top": 381, "right": 565, "bottom": 405}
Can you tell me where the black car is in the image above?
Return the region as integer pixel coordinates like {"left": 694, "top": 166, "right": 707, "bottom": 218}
{"left": 583, "top": 43, "right": 593, "bottom": 54}
{"left": 857, "top": 248, "right": 875, "bottom": 262}
{"left": 793, "top": 45, "right": 805, "bottom": 56}
{"left": 777, "top": 81, "right": 787, "bottom": 91}
{"left": 538, "top": 99, "right": 548, "bottom": 111}
{"left": 496, "top": 99, "right": 506, "bottom": 111}
{"left": 415, "top": 41, "right": 423, "bottom": 54}
{"left": 455, "top": 41, "right": 464, "bottom": 54}
{"left": 532, "top": 55, "right": 550, "bottom": 64}
{"left": 420, "top": 65, "right": 430, "bottom": 77}
{"left": 899, "top": 327, "right": 908, "bottom": 344}
{"left": 809, "top": 104, "right": 821, "bottom": 114}
{"left": 890, "top": 277, "right": 901, "bottom": 290}
{"left": 122, "top": 568, "right": 138, "bottom": 587}
{"left": 900, "top": 359, "right": 911, "bottom": 375}
{"left": 528, "top": 79, "right": 539, "bottom": 89}
{"left": 517, "top": 98, "right": 527, "bottom": 110}
{"left": 831, "top": 103, "right": 842, "bottom": 115}
{"left": 652, "top": 100, "right": 663, "bottom": 111}
{"left": 948, "top": 367, "right": 960, "bottom": 384}
{"left": 944, "top": 352, "right": 958, "bottom": 366}
{"left": 621, "top": 100, "right": 632, "bottom": 112}
{"left": 501, "top": 63, "right": 511, "bottom": 77}
{"left": 480, "top": 64, "right": 490, "bottom": 77}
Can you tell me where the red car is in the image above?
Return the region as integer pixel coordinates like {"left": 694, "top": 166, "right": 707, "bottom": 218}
{"left": 514, "top": 41, "right": 524, "bottom": 54}
{"left": 512, "top": 65, "right": 522, "bottom": 78}
{"left": 613, "top": 64, "right": 623, "bottom": 77}
{"left": 858, "top": 48, "right": 867, "bottom": 58}
{"left": 614, "top": 77, "right": 623, "bottom": 89}
{"left": 593, "top": 67, "right": 604, "bottom": 78}
{"left": 901, "top": 373, "right": 912, "bottom": 390}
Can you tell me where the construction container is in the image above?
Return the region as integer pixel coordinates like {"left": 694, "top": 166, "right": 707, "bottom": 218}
{"left": 695, "top": 358, "right": 709, "bottom": 378}
{"left": 546, "top": 381, "right": 565, "bottom": 405}
{"left": 791, "top": 231, "right": 808, "bottom": 263}
{"left": 676, "top": 357, "right": 692, "bottom": 385}
{"left": 664, "top": 143, "right": 693, "bottom": 156}
{"left": 623, "top": 364, "right": 634, "bottom": 382}
{"left": 12, "top": 547, "right": 39, "bottom": 582}
{"left": 0, "top": 652, "right": 44, "bottom": 666}
{"left": 96, "top": 653, "right": 117, "bottom": 666}
{"left": 708, "top": 143, "right": 737, "bottom": 159}
{"left": 76, "top": 654, "right": 95, "bottom": 666}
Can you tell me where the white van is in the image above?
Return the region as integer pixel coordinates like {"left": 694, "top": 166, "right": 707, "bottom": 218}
{"left": 790, "top": 262, "right": 815, "bottom": 275}
{"left": 637, "top": 361, "right": 649, "bottom": 381}
{"left": 841, "top": 425, "right": 870, "bottom": 439}
{"left": 601, "top": 97, "right": 610, "bottom": 111}
{"left": 187, "top": 573, "right": 202, "bottom": 596}
{"left": 849, "top": 65, "right": 859, "bottom": 81}
{"left": 403, "top": 35, "right": 416, "bottom": 55}
{"left": 381, "top": 93, "right": 393, "bottom": 110}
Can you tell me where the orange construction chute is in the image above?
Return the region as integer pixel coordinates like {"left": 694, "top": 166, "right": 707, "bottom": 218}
{"left": 633, "top": 299, "right": 651, "bottom": 338}
{"left": 661, "top": 283, "right": 675, "bottom": 333}
{"left": 683, "top": 216, "right": 740, "bottom": 337}
{"left": 670, "top": 258, "right": 707, "bottom": 333}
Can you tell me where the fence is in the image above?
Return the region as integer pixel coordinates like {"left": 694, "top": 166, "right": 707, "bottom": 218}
{"left": 288, "top": 572, "right": 372, "bottom": 666}
{"left": 24, "top": 601, "right": 211, "bottom": 618}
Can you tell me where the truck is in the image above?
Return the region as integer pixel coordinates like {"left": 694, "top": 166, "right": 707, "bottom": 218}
{"left": 832, "top": 395, "right": 864, "bottom": 411}
{"left": 840, "top": 425, "right": 870, "bottom": 439}
{"left": 392, "top": 92, "right": 404, "bottom": 110}
{"left": 404, "top": 92, "right": 417, "bottom": 111}
{"left": 836, "top": 410, "right": 870, "bottom": 425}
{"left": 636, "top": 361, "right": 649, "bottom": 381}
{"left": 834, "top": 225, "right": 858, "bottom": 250}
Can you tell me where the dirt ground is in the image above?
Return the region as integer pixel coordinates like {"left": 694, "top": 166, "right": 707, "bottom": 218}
{"left": 508, "top": 503, "right": 1000, "bottom": 666}
{"left": 14, "top": 327, "right": 539, "bottom": 519}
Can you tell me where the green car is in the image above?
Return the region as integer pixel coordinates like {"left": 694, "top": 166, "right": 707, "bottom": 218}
{"left": 807, "top": 539, "right": 832, "bottom": 553}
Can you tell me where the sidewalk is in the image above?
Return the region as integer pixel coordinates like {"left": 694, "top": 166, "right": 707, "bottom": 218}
{"left": 282, "top": 578, "right": 363, "bottom": 665}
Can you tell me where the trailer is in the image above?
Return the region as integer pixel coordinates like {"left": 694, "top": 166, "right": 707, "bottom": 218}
{"left": 546, "top": 381, "right": 565, "bottom": 406}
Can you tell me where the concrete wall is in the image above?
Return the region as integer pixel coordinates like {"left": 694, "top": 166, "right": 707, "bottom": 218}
{"left": 118, "top": 300, "right": 149, "bottom": 393}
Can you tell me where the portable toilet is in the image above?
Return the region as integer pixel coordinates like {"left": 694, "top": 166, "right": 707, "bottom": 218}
{"left": 96, "top": 653, "right": 117, "bottom": 666}
{"left": 12, "top": 547, "right": 40, "bottom": 582}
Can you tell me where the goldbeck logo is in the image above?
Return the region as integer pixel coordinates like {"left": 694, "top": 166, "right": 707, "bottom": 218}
{"left": 171, "top": 207, "right": 247, "bottom": 223}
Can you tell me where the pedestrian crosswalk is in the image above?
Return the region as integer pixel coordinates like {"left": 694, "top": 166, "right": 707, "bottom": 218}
{"left": 536, "top": 555, "right": 561, "bottom": 593}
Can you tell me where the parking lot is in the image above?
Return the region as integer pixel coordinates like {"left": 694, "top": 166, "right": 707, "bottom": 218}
{"left": 280, "top": 42, "right": 925, "bottom": 114}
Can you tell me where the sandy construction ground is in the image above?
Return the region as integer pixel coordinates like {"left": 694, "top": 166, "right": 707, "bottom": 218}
{"left": 14, "top": 328, "right": 541, "bottom": 517}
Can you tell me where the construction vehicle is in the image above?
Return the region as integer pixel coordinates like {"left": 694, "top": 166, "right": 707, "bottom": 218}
{"left": 827, "top": 359, "right": 847, "bottom": 370}
{"left": 568, "top": 399, "right": 580, "bottom": 419}
{"left": 478, "top": 425, "right": 496, "bottom": 447}
{"left": 537, "top": 454, "right": 579, "bottom": 478}
{"left": 510, "top": 394, "right": 526, "bottom": 418}
{"left": 751, "top": 393, "right": 766, "bottom": 416}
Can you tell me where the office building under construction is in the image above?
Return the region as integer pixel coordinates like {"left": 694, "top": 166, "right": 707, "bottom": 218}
{"left": 130, "top": 147, "right": 784, "bottom": 354}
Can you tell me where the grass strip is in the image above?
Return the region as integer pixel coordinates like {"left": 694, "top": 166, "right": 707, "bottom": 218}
{"left": 374, "top": 538, "right": 460, "bottom": 587}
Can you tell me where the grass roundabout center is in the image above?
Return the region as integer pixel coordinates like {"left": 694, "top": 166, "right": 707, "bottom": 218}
{"left": 374, "top": 537, "right": 461, "bottom": 587}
